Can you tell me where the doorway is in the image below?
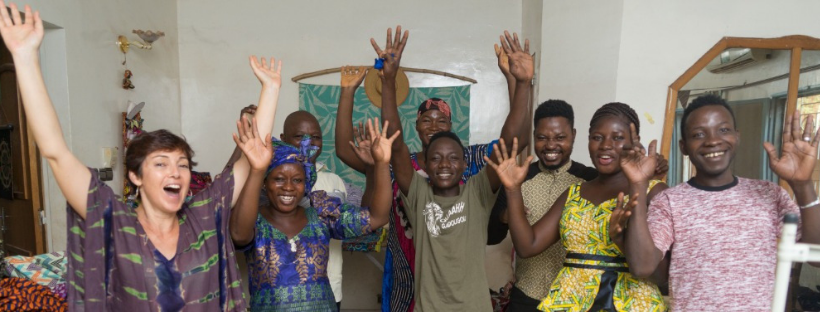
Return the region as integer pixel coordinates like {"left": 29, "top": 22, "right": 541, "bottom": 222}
{"left": 0, "top": 34, "right": 46, "bottom": 257}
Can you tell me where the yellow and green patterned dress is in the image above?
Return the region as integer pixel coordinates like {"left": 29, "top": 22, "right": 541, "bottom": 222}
{"left": 537, "top": 181, "right": 667, "bottom": 312}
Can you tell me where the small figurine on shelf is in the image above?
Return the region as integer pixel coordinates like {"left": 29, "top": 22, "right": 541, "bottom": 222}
{"left": 122, "top": 69, "right": 135, "bottom": 90}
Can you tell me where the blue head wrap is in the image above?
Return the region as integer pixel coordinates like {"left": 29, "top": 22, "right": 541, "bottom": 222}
{"left": 265, "top": 136, "right": 318, "bottom": 196}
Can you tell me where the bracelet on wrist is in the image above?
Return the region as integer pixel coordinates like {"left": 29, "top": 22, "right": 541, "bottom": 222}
{"left": 800, "top": 198, "right": 820, "bottom": 210}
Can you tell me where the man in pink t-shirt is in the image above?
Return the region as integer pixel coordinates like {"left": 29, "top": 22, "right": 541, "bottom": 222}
{"left": 614, "top": 95, "right": 820, "bottom": 311}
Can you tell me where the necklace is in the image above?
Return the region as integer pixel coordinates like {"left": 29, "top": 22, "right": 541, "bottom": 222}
{"left": 288, "top": 236, "right": 299, "bottom": 252}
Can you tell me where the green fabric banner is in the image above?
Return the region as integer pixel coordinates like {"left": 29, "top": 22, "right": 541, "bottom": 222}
{"left": 299, "top": 83, "right": 471, "bottom": 190}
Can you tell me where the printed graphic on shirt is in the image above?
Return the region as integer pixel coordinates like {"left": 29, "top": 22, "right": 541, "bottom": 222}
{"left": 423, "top": 201, "right": 467, "bottom": 237}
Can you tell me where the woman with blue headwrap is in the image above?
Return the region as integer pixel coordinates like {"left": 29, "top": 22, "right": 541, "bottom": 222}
{"left": 232, "top": 118, "right": 398, "bottom": 311}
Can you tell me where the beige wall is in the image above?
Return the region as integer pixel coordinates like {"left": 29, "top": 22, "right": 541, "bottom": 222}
{"left": 32, "top": 0, "right": 180, "bottom": 251}
{"left": 30, "top": 0, "right": 820, "bottom": 309}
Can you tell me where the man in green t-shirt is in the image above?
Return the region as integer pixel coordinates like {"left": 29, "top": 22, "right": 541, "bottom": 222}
{"left": 394, "top": 130, "right": 507, "bottom": 311}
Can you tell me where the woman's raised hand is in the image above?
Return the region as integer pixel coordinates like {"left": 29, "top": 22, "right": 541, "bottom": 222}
{"left": 365, "top": 118, "right": 400, "bottom": 165}
{"left": 0, "top": 1, "right": 43, "bottom": 58}
{"left": 233, "top": 116, "right": 272, "bottom": 172}
{"left": 608, "top": 192, "right": 637, "bottom": 249}
{"left": 249, "top": 56, "right": 282, "bottom": 89}
{"left": 620, "top": 123, "right": 657, "bottom": 184}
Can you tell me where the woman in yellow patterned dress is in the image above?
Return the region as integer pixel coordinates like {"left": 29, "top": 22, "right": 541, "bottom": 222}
{"left": 488, "top": 102, "right": 667, "bottom": 312}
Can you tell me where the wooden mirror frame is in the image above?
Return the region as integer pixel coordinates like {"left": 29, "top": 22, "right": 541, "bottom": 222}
{"left": 662, "top": 35, "right": 820, "bottom": 165}
{"left": 661, "top": 35, "right": 820, "bottom": 312}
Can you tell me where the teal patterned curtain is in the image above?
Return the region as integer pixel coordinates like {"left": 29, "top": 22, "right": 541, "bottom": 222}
{"left": 299, "top": 83, "right": 471, "bottom": 190}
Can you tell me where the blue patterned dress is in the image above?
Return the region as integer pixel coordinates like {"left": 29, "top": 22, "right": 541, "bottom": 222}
{"left": 245, "top": 191, "right": 372, "bottom": 311}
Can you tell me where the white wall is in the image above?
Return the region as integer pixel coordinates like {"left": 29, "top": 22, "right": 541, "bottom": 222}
{"left": 537, "top": 0, "right": 625, "bottom": 165}
{"left": 177, "top": 1, "right": 522, "bottom": 309}
{"left": 31, "top": 0, "right": 180, "bottom": 251}
{"left": 615, "top": 0, "right": 820, "bottom": 151}
{"left": 177, "top": 0, "right": 521, "bottom": 174}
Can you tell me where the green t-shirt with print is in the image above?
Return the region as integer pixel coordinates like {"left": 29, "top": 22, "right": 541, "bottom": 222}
{"left": 400, "top": 168, "right": 499, "bottom": 312}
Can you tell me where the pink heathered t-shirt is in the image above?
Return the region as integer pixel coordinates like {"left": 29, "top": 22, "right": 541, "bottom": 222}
{"left": 647, "top": 177, "right": 800, "bottom": 312}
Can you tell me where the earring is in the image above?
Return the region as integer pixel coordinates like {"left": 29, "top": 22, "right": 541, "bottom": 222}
{"left": 134, "top": 186, "right": 140, "bottom": 198}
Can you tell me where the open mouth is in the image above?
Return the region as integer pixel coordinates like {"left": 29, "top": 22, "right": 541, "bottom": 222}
{"left": 598, "top": 155, "right": 614, "bottom": 165}
{"left": 163, "top": 184, "right": 181, "bottom": 197}
{"left": 279, "top": 195, "right": 296, "bottom": 205}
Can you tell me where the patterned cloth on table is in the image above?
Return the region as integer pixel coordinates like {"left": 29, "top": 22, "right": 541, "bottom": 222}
{"left": 66, "top": 165, "right": 246, "bottom": 311}
{"left": 537, "top": 181, "right": 666, "bottom": 312}
{"left": 382, "top": 142, "right": 495, "bottom": 312}
{"left": 4, "top": 252, "right": 66, "bottom": 296}
{"left": 0, "top": 277, "right": 66, "bottom": 312}
{"left": 244, "top": 190, "right": 373, "bottom": 311}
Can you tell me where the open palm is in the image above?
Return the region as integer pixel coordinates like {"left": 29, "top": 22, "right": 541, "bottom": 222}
{"left": 368, "top": 118, "right": 400, "bottom": 164}
{"left": 349, "top": 121, "right": 375, "bottom": 166}
{"left": 370, "top": 26, "right": 409, "bottom": 80}
{"left": 619, "top": 123, "right": 657, "bottom": 184}
{"left": 494, "top": 44, "right": 511, "bottom": 76}
{"left": 233, "top": 116, "right": 272, "bottom": 172}
{"left": 340, "top": 66, "right": 367, "bottom": 88}
{"left": 485, "top": 138, "right": 532, "bottom": 189}
{"left": 249, "top": 56, "right": 282, "bottom": 89}
{"left": 765, "top": 111, "right": 820, "bottom": 183}
{"left": 608, "top": 192, "right": 636, "bottom": 249}
{"left": 499, "top": 31, "right": 533, "bottom": 82}
{"left": 0, "top": 2, "right": 43, "bottom": 57}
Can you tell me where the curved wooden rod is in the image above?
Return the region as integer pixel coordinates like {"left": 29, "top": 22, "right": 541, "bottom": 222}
{"left": 291, "top": 66, "right": 477, "bottom": 84}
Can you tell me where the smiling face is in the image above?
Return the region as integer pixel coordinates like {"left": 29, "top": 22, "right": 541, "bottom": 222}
{"left": 680, "top": 105, "right": 739, "bottom": 181}
{"left": 588, "top": 115, "right": 634, "bottom": 175}
{"left": 129, "top": 149, "right": 191, "bottom": 214}
{"left": 534, "top": 116, "right": 576, "bottom": 169}
{"left": 426, "top": 138, "right": 466, "bottom": 192}
{"left": 416, "top": 109, "right": 452, "bottom": 147}
{"left": 264, "top": 163, "right": 306, "bottom": 213}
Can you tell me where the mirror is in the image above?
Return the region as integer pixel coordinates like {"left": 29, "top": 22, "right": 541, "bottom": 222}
{"left": 661, "top": 36, "right": 820, "bottom": 311}
{"left": 662, "top": 36, "right": 820, "bottom": 187}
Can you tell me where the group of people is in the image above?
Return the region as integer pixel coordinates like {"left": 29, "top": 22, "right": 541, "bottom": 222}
{"left": 5, "top": 1, "right": 820, "bottom": 311}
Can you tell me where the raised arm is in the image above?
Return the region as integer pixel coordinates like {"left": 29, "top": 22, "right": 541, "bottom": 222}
{"left": 334, "top": 66, "right": 369, "bottom": 173}
{"left": 485, "top": 137, "right": 561, "bottom": 257}
{"left": 231, "top": 56, "right": 282, "bottom": 206}
{"left": 350, "top": 122, "right": 376, "bottom": 206}
{"left": 0, "top": 3, "right": 91, "bottom": 217}
{"left": 227, "top": 105, "right": 257, "bottom": 165}
{"left": 764, "top": 111, "right": 820, "bottom": 246}
{"left": 497, "top": 32, "right": 533, "bottom": 157}
{"left": 371, "top": 26, "right": 414, "bottom": 194}
{"left": 229, "top": 117, "right": 272, "bottom": 246}
{"left": 349, "top": 118, "right": 399, "bottom": 228}
{"left": 370, "top": 26, "right": 409, "bottom": 146}
{"left": 617, "top": 123, "right": 665, "bottom": 278}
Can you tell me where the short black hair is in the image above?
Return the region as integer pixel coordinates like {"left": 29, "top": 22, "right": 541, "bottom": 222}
{"left": 680, "top": 95, "right": 736, "bottom": 139}
{"left": 426, "top": 131, "right": 465, "bottom": 159}
{"left": 590, "top": 102, "right": 640, "bottom": 135}
{"left": 534, "top": 99, "right": 574, "bottom": 127}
